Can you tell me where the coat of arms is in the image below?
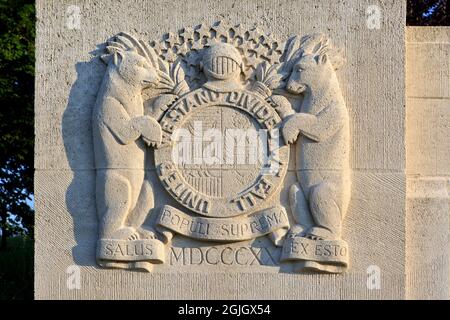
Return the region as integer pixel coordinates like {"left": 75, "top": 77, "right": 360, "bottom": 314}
{"left": 92, "top": 21, "right": 351, "bottom": 274}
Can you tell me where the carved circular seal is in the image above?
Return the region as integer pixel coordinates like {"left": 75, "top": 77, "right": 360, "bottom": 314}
{"left": 154, "top": 87, "right": 289, "bottom": 218}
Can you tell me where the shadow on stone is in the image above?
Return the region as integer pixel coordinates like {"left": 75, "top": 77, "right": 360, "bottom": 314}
{"left": 62, "top": 49, "right": 105, "bottom": 267}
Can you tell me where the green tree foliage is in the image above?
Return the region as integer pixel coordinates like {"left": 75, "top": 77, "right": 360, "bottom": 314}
{"left": 0, "top": 0, "right": 34, "bottom": 250}
{"left": 0, "top": 237, "right": 33, "bottom": 299}
{"left": 407, "top": 0, "right": 449, "bottom": 26}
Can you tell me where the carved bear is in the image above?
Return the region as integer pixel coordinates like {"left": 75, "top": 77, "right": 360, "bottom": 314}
{"left": 93, "top": 33, "right": 162, "bottom": 245}
{"left": 282, "top": 34, "right": 350, "bottom": 240}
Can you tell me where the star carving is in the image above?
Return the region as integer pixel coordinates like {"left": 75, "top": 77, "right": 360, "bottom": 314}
{"left": 148, "top": 22, "right": 285, "bottom": 86}
{"left": 237, "top": 41, "right": 254, "bottom": 55}
{"left": 180, "top": 27, "right": 195, "bottom": 42}
{"left": 247, "top": 27, "right": 262, "bottom": 43}
{"left": 244, "top": 54, "right": 260, "bottom": 70}
{"left": 205, "top": 37, "right": 220, "bottom": 47}
{"left": 273, "top": 41, "right": 285, "bottom": 55}
{"left": 190, "top": 40, "right": 204, "bottom": 51}
{"left": 176, "top": 43, "right": 189, "bottom": 57}
{"left": 252, "top": 44, "right": 268, "bottom": 58}
{"left": 230, "top": 35, "right": 244, "bottom": 47}
{"left": 212, "top": 21, "right": 230, "bottom": 39}
{"left": 231, "top": 24, "right": 246, "bottom": 39}
{"left": 151, "top": 40, "right": 166, "bottom": 54}
{"left": 195, "top": 24, "right": 211, "bottom": 40}
{"left": 261, "top": 33, "right": 275, "bottom": 46}
{"left": 262, "top": 51, "right": 281, "bottom": 65}
{"left": 165, "top": 32, "right": 180, "bottom": 47}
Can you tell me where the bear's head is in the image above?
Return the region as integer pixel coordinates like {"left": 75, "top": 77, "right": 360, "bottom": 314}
{"left": 285, "top": 33, "right": 344, "bottom": 95}
{"left": 101, "top": 33, "right": 160, "bottom": 90}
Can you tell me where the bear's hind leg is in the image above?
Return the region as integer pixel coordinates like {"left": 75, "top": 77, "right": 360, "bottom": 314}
{"left": 288, "top": 182, "right": 314, "bottom": 237}
{"left": 306, "top": 182, "right": 342, "bottom": 240}
{"left": 127, "top": 178, "right": 157, "bottom": 239}
{"left": 96, "top": 170, "right": 139, "bottom": 241}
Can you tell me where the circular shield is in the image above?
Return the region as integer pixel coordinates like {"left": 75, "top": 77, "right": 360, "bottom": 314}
{"left": 154, "top": 88, "right": 289, "bottom": 218}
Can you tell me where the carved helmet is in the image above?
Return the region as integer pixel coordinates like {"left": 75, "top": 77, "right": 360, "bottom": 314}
{"left": 202, "top": 43, "right": 243, "bottom": 80}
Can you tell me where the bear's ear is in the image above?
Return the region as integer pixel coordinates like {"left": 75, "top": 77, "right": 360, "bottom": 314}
{"left": 315, "top": 53, "right": 328, "bottom": 65}
{"left": 100, "top": 51, "right": 124, "bottom": 66}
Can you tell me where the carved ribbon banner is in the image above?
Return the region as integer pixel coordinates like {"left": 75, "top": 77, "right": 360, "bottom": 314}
{"left": 97, "top": 239, "right": 165, "bottom": 264}
{"left": 156, "top": 205, "right": 290, "bottom": 242}
{"left": 281, "top": 237, "right": 349, "bottom": 273}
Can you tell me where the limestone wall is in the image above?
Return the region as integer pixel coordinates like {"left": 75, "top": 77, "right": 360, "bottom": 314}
{"left": 406, "top": 27, "right": 450, "bottom": 300}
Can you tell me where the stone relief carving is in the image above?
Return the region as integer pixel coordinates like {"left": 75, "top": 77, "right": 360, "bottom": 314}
{"left": 281, "top": 34, "right": 350, "bottom": 273}
{"left": 93, "top": 33, "right": 165, "bottom": 271}
{"left": 92, "top": 22, "right": 351, "bottom": 273}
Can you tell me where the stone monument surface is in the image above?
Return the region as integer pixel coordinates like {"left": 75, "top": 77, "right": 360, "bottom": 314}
{"left": 35, "top": 0, "right": 411, "bottom": 299}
